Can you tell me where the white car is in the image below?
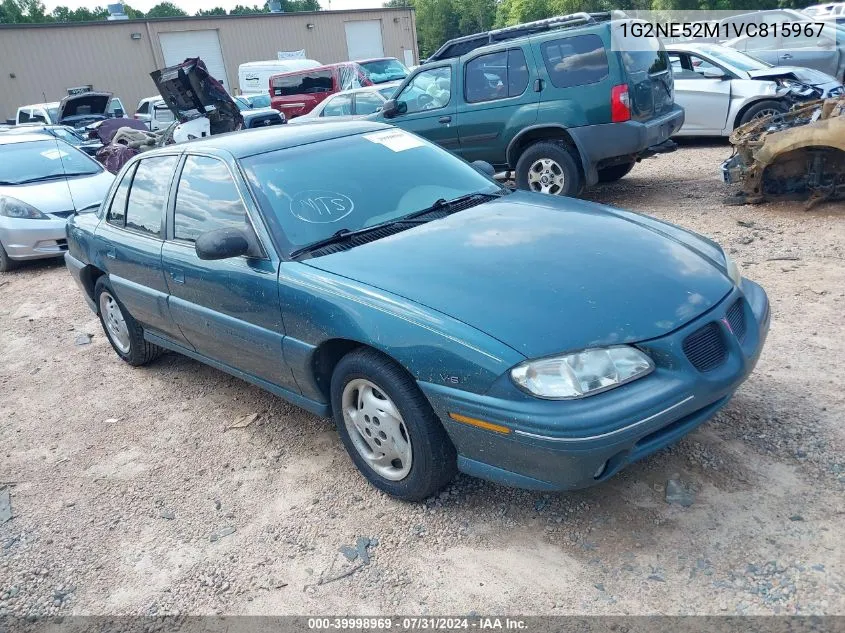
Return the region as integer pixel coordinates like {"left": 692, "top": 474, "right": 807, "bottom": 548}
{"left": 293, "top": 82, "right": 402, "bottom": 121}
{"left": 133, "top": 96, "right": 175, "bottom": 131}
{"left": 667, "top": 43, "right": 843, "bottom": 136}
{"left": 16, "top": 96, "right": 126, "bottom": 126}
{"left": 0, "top": 134, "right": 114, "bottom": 272}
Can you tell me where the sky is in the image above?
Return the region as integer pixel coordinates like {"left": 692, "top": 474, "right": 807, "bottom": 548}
{"left": 41, "top": 0, "right": 382, "bottom": 14}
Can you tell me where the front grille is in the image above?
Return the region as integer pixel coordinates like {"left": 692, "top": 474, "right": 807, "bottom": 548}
{"left": 726, "top": 299, "right": 747, "bottom": 341}
{"left": 683, "top": 322, "right": 727, "bottom": 372}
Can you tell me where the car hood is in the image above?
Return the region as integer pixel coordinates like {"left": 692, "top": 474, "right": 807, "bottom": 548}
{"left": 0, "top": 170, "right": 114, "bottom": 215}
{"left": 303, "top": 192, "right": 734, "bottom": 358}
{"left": 150, "top": 58, "right": 242, "bottom": 134}
{"left": 747, "top": 66, "right": 840, "bottom": 86}
{"left": 58, "top": 92, "right": 112, "bottom": 123}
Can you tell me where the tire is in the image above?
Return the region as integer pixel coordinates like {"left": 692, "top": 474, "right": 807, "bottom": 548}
{"left": 738, "top": 100, "right": 788, "bottom": 127}
{"left": 330, "top": 347, "right": 457, "bottom": 501}
{"left": 515, "top": 141, "right": 583, "bottom": 197}
{"left": 597, "top": 161, "right": 636, "bottom": 183}
{"left": 94, "top": 276, "right": 162, "bottom": 366}
{"left": 0, "top": 242, "right": 17, "bottom": 273}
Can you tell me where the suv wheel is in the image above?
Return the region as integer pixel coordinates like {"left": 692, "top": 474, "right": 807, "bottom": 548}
{"left": 330, "top": 348, "right": 457, "bottom": 501}
{"left": 515, "top": 141, "right": 582, "bottom": 197}
{"left": 598, "top": 161, "right": 635, "bottom": 183}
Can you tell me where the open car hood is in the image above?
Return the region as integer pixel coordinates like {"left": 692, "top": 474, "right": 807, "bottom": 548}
{"left": 150, "top": 57, "right": 243, "bottom": 135}
{"left": 57, "top": 91, "right": 111, "bottom": 123}
{"left": 747, "top": 66, "right": 838, "bottom": 86}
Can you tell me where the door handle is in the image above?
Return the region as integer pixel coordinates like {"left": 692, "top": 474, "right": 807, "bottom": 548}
{"left": 105, "top": 248, "right": 116, "bottom": 259}
{"left": 533, "top": 78, "right": 544, "bottom": 92}
{"left": 781, "top": 53, "right": 793, "bottom": 59}
{"left": 169, "top": 269, "right": 185, "bottom": 284}
{"left": 438, "top": 116, "right": 451, "bottom": 124}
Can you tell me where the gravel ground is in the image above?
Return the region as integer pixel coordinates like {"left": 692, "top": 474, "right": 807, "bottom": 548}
{"left": 1, "top": 140, "right": 844, "bottom": 617}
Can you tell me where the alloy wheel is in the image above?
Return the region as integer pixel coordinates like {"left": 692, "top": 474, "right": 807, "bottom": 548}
{"left": 527, "top": 158, "right": 566, "bottom": 195}
{"left": 99, "top": 291, "right": 131, "bottom": 354}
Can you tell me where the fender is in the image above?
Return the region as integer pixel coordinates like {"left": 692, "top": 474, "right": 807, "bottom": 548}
{"left": 505, "top": 123, "right": 590, "bottom": 170}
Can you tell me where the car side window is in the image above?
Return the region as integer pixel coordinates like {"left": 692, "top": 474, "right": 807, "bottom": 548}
{"left": 464, "top": 48, "right": 530, "bottom": 104}
{"left": 174, "top": 156, "right": 256, "bottom": 253}
{"left": 321, "top": 94, "right": 353, "bottom": 117}
{"left": 540, "top": 35, "right": 609, "bottom": 88}
{"left": 106, "top": 163, "right": 136, "bottom": 227}
{"left": 397, "top": 67, "right": 452, "bottom": 114}
{"left": 355, "top": 92, "right": 384, "bottom": 115}
{"left": 508, "top": 48, "right": 530, "bottom": 96}
{"left": 18, "top": 109, "right": 31, "bottom": 123}
{"left": 124, "top": 156, "right": 177, "bottom": 237}
{"left": 136, "top": 101, "right": 149, "bottom": 115}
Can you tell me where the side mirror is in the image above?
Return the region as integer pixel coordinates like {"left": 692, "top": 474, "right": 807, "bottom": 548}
{"left": 381, "top": 99, "right": 398, "bottom": 118}
{"left": 195, "top": 228, "right": 250, "bottom": 260}
{"left": 471, "top": 160, "right": 496, "bottom": 178}
{"left": 701, "top": 68, "right": 726, "bottom": 79}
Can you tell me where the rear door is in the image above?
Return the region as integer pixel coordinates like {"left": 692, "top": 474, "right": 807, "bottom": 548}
{"left": 381, "top": 63, "right": 459, "bottom": 150}
{"left": 160, "top": 153, "right": 297, "bottom": 391}
{"left": 95, "top": 155, "right": 184, "bottom": 342}
{"left": 613, "top": 23, "right": 674, "bottom": 121}
{"left": 776, "top": 28, "right": 840, "bottom": 75}
{"left": 456, "top": 45, "right": 538, "bottom": 164}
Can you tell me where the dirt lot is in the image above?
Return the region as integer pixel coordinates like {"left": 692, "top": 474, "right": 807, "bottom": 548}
{"left": 1, "top": 140, "right": 844, "bottom": 618}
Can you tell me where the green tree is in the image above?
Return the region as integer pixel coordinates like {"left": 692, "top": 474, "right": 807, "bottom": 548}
{"left": 146, "top": 1, "right": 186, "bottom": 17}
{"left": 0, "top": 0, "right": 52, "bottom": 23}
{"left": 382, "top": 0, "right": 413, "bottom": 6}
{"left": 122, "top": 3, "right": 145, "bottom": 17}
{"left": 229, "top": 3, "right": 263, "bottom": 13}
{"left": 196, "top": 5, "right": 226, "bottom": 14}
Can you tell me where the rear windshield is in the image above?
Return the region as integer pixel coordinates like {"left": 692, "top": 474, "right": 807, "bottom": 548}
{"left": 272, "top": 70, "right": 334, "bottom": 96}
{"left": 359, "top": 59, "right": 408, "bottom": 84}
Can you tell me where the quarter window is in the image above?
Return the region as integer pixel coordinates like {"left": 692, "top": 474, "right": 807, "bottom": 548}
{"left": 124, "top": 156, "right": 177, "bottom": 237}
{"left": 106, "top": 163, "right": 136, "bottom": 227}
{"left": 174, "top": 156, "right": 252, "bottom": 246}
{"left": 540, "top": 35, "right": 609, "bottom": 88}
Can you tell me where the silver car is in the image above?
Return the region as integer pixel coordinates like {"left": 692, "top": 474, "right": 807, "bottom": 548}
{"left": 668, "top": 43, "right": 844, "bottom": 136}
{"left": 293, "top": 82, "right": 402, "bottom": 121}
{"left": 0, "top": 134, "right": 114, "bottom": 272}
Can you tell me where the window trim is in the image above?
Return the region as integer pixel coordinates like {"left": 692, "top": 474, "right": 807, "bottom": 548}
{"left": 167, "top": 152, "right": 272, "bottom": 262}
{"left": 463, "top": 47, "right": 530, "bottom": 105}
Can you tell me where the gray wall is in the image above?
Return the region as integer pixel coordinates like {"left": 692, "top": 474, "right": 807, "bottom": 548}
{"left": 0, "top": 7, "right": 418, "bottom": 121}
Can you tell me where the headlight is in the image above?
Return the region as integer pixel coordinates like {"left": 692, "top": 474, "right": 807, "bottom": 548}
{"left": 724, "top": 251, "right": 742, "bottom": 286}
{"left": 0, "top": 196, "right": 49, "bottom": 220}
{"left": 511, "top": 346, "right": 654, "bottom": 399}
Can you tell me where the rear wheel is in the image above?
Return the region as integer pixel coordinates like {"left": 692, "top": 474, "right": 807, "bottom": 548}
{"left": 738, "top": 100, "right": 788, "bottom": 127}
{"left": 515, "top": 141, "right": 582, "bottom": 197}
{"left": 0, "top": 242, "right": 17, "bottom": 273}
{"left": 330, "top": 348, "right": 457, "bottom": 501}
{"left": 598, "top": 161, "right": 636, "bottom": 183}
{"left": 95, "top": 277, "right": 162, "bottom": 366}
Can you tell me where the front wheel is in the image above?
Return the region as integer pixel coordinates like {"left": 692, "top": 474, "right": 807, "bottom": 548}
{"left": 330, "top": 348, "right": 457, "bottom": 501}
{"left": 515, "top": 141, "right": 583, "bottom": 197}
{"left": 738, "top": 100, "right": 787, "bottom": 127}
{"left": 0, "top": 242, "right": 17, "bottom": 273}
{"left": 95, "top": 277, "right": 162, "bottom": 366}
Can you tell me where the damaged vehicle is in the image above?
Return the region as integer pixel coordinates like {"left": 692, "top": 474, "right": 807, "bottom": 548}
{"left": 668, "top": 43, "right": 843, "bottom": 136}
{"left": 65, "top": 122, "right": 769, "bottom": 501}
{"left": 15, "top": 92, "right": 114, "bottom": 130}
{"left": 722, "top": 95, "right": 845, "bottom": 206}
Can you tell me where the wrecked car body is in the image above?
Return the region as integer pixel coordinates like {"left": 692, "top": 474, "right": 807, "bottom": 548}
{"left": 722, "top": 96, "right": 845, "bottom": 206}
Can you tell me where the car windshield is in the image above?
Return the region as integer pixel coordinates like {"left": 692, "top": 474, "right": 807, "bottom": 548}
{"left": 248, "top": 94, "right": 271, "bottom": 108}
{"left": 234, "top": 97, "right": 251, "bottom": 111}
{"left": 359, "top": 59, "right": 409, "bottom": 84}
{"left": 0, "top": 139, "right": 100, "bottom": 185}
{"left": 241, "top": 129, "right": 500, "bottom": 254}
{"left": 703, "top": 46, "right": 771, "bottom": 71}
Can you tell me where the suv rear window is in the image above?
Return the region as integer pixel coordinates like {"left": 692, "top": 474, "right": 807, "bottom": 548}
{"left": 540, "top": 34, "right": 609, "bottom": 88}
{"left": 272, "top": 70, "right": 333, "bottom": 96}
{"left": 620, "top": 41, "right": 670, "bottom": 75}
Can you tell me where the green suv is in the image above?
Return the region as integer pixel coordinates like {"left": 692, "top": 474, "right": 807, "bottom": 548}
{"left": 372, "top": 14, "right": 685, "bottom": 197}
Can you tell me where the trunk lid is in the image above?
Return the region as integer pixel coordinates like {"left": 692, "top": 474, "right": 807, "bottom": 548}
{"left": 57, "top": 92, "right": 112, "bottom": 127}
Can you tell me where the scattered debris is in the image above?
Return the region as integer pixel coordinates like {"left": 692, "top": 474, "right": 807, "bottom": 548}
{"left": 767, "top": 256, "right": 800, "bottom": 262}
{"left": 723, "top": 96, "right": 845, "bottom": 208}
{"left": 160, "top": 510, "right": 175, "bottom": 520}
{"left": 338, "top": 536, "right": 373, "bottom": 564}
{"left": 74, "top": 333, "right": 93, "bottom": 346}
{"left": 665, "top": 479, "right": 696, "bottom": 507}
{"left": 789, "top": 515, "right": 804, "bottom": 522}
{"left": 209, "top": 526, "right": 236, "bottom": 542}
{"left": 0, "top": 489, "right": 11, "bottom": 523}
{"left": 226, "top": 413, "right": 259, "bottom": 431}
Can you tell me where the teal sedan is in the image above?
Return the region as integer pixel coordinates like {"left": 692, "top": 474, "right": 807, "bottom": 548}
{"left": 65, "top": 122, "right": 770, "bottom": 501}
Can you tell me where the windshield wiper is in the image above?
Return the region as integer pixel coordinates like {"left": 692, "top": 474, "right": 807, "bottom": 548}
{"left": 0, "top": 174, "right": 66, "bottom": 185}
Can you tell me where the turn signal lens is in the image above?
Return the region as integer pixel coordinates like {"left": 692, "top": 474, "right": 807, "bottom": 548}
{"left": 611, "top": 84, "right": 631, "bottom": 123}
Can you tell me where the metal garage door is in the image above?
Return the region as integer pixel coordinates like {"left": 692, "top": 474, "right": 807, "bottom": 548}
{"left": 344, "top": 20, "right": 385, "bottom": 61}
{"left": 159, "top": 30, "right": 230, "bottom": 90}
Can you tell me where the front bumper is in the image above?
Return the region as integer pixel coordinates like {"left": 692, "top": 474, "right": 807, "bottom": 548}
{"left": 568, "top": 105, "right": 685, "bottom": 186}
{"left": 0, "top": 217, "right": 68, "bottom": 260}
{"left": 420, "top": 279, "right": 770, "bottom": 491}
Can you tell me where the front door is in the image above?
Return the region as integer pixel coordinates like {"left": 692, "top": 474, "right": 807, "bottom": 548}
{"left": 381, "top": 63, "right": 459, "bottom": 151}
{"left": 668, "top": 52, "right": 731, "bottom": 134}
{"left": 160, "top": 153, "right": 297, "bottom": 391}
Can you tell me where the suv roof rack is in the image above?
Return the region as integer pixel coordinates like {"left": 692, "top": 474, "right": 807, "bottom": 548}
{"left": 426, "top": 12, "right": 616, "bottom": 62}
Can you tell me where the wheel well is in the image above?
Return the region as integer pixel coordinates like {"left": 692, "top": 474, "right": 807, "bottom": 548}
{"left": 733, "top": 98, "right": 784, "bottom": 131}
{"left": 312, "top": 338, "right": 365, "bottom": 402}
{"left": 507, "top": 127, "right": 584, "bottom": 177}
{"left": 81, "top": 265, "right": 106, "bottom": 310}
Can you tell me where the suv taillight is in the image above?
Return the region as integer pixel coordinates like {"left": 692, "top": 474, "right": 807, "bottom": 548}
{"left": 611, "top": 84, "right": 631, "bottom": 123}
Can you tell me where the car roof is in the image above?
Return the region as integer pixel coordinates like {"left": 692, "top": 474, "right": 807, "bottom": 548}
{"left": 334, "top": 82, "right": 401, "bottom": 96}
{"left": 19, "top": 102, "right": 59, "bottom": 110}
{"left": 147, "top": 120, "right": 393, "bottom": 159}
{"left": 666, "top": 42, "right": 720, "bottom": 52}
{"left": 0, "top": 133, "right": 57, "bottom": 145}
